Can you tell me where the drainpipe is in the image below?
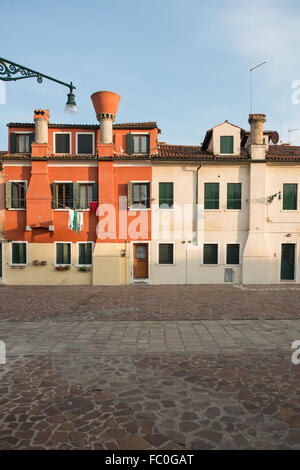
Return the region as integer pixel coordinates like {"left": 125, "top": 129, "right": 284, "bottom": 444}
{"left": 195, "top": 163, "right": 202, "bottom": 245}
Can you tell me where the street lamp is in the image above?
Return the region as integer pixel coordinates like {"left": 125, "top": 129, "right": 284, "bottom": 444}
{"left": 250, "top": 61, "right": 266, "bottom": 113}
{"left": 0, "top": 56, "right": 77, "bottom": 113}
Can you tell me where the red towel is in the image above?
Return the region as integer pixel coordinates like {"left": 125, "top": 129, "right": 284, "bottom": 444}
{"left": 89, "top": 201, "right": 99, "bottom": 214}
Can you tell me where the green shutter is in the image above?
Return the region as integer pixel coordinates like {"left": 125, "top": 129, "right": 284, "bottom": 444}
{"left": 220, "top": 136, "right": 234, "bottom": 154}
{"left": 159, "top": 183, "right": 173, "bottom": 208}
{"left": 146, "top": 135, "right": 150, "bottom": 153}
{"left": 79, "top": 244, "right": 84, "bottom": 265}
{"left": 283, "top": 184, "right": 297, "bottom": 210}
{"left": 126, "top": 134, "right": 133, "bottom": 154}
{"left": 12, "top": 243, "right": 26, "bottom": 264}
{"left": 227, "top": 183, "right": 241, "bottom": 209}
{"left": 10, "top": 133, "right": 16, "bottom": 153}
{"left": 73, "top": 182, "right": 79, "bottom": 209}
{"left": 226, "top": 244, "right": 240, "bottom": 265}
{"left": 6, "top": 181, "right": 12, "bottom": 209}
{"left": 127, "top": 182, "right": 133, "bottom": 208}
{"left": 56, "top": 243, "right": 63, "bottom": 264}
{"left": 204, "top": 183, "right": 219, "bottom": 209}
{"left": 29, "top": 133, "right": 35, "bottom": 152}
{"left": 93, "top": 182, "right": 98, "bottom": 202}
{"left": 159, "top": 244, "right": 173, "bottom": 264}
{"left": 52, "top": 182, "right": 57, "bottom": 209}
{"left": 57, "top": 243, "right": 71, "bottom": 265}
{"left": 203, "top": 244, "right": 218, "bottom": 264}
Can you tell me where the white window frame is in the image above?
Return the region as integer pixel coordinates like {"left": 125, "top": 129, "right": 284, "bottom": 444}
{"left": 53, "top": 132, "right": 72, "bottom": 154}
{"left": 8, "top": 180, "right": 28, "bottom": 210}
{"left": 10, "top": 241, "right": 28, "bottom": 267}
{"left": 202, "top": 243, "right": 220, "bottom": 266}
{"left": 225, "top": 182, "right": 243, "bottom": 211}
{"left": 204, "top": 182, "right": 221, "bottom": 212}
{"left": 77, "top": 181, "right": 96, "bottom": 211}
{"left": 52, "top": 181, "right": 73, "bottom": 211}
{"left": 129, "top": 180, "right": 151, "bottom": 211}
{"left": 130, "top": 133, "right": 150, "bottom": 155}
{"left": 157, "top": 242, "right": 175, "bottom": 266}
{"left": 54, "top": 241, "right": 72, "bottom": 267}
{"left": 76, "top": 132, "right": 95, "bottom": 155}
{"left": 14, "top": 132, "right": 32, "bottom": 154}
{"left": 76, "top": 242, "right": 94, "bottom": 267}
{"left": 158, "top": 181, "right": 175, "bottom": 211}
{"left": 225, "top": 243, "right": 241, "bottom": 266}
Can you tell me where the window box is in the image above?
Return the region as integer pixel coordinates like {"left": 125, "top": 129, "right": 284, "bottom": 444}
{"left": 55, "top": 265, "right": 70, "bottom": 271}
{"left": 78, "top": 266, "right": 92, "bottom": 272}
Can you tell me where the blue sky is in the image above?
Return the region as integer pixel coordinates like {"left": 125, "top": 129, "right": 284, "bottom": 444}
{"left": 1, "top": 0, "right": 300, "bottom": 148}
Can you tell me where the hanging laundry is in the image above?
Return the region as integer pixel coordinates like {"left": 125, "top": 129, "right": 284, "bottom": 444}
{"left": 89, "top": 201, "right": 98, "bottom": 214}
{"left": 68, "top": 209, "right": 74, "bottom": 230}
{"left": 78, "top": 212, "right": 84, "bottom": 233}
{"left": 73, "top": 210, "right": 78, "bottom": 232}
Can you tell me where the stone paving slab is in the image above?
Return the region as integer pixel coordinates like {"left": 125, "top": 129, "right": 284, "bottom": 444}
{"left": 1, "top": 352, "right": 300, "bottom": 450}
{"left": 0, "top": 284, "right": 300, "bottom": 321}
{"left": 1, "top": 320, "right": 300, "bottom": 355}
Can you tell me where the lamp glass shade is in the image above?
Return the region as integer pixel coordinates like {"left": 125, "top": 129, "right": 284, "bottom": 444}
{"left": 65, "top": 92, "right": 77, "bottom": 114}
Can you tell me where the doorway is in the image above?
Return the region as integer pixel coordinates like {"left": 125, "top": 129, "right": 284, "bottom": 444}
{"left": 281, "top": 243, "right": 295, "bottom": 281}
{"left": 133, "top": 243, "right": 149, "bottom": 280}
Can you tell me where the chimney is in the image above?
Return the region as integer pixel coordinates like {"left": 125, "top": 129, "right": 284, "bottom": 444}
{"left": 91, "top": 91, "right": 120, "bottom": 144}
{"left": 34, "top": 109, "right": 49, "bottom": 144}
{"left": 248, "top": 113, "right": 267, "bottom": 160}
{"left": 248, "top": 113, "right": 266, "bottom": 145}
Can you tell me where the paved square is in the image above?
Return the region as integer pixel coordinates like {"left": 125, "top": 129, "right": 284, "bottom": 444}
{"left": 0, "top": 285, "right": 300, "bottom": 449}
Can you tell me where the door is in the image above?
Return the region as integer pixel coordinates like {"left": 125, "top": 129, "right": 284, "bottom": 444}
{"left": 133, "top": 243, "right": 148, "bottom": 279}
{"left": 281, "top": 244, "right": 295, "bottom": 280}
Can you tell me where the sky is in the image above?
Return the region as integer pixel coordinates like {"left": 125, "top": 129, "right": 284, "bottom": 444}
{"left": 1, "top": 0, "right": 300, "bottom": 149}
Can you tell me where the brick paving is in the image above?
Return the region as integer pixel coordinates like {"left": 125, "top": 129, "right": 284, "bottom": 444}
{"left": 0, "top": 284, "right": 300, "bottom": 321}
{"left": 0, "top": 285, "right": 300, "bottom": 450}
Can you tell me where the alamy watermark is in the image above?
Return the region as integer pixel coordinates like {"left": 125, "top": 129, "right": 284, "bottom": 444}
{"left": 0, "top": 82, "right": 6, "bottom": 105}
{"left": 0, "top": 340, "right": 6, "bottom": 364}
{"left": 291, "top": 340, "right": 300, "bottom": 365}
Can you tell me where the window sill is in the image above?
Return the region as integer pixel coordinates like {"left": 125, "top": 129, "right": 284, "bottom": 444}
{"left": 201, "top": 264, "right": 220, "bottom": 267}
{"left": 224, "top": 209, "right": 243, "bottom": 212}
{"left": 10, "top": 265, "right": 27, "bottom": 268}
{"left": 8, "top": 208, "right": 26, "bottom": 211}
{"left": 128, "top": 207, "right": 150, "bottom": 211}
{"left": 204, "top": 209, "right": 221, "bottom": 212}
{"left": 156, "top": 263, "right": 175, "bottom": 266}
{"left": 280, "top": 210, "right": 299, "bottom": 213}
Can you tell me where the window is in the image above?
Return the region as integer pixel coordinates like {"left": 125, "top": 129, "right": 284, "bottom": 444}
{"left": 77, "top": 134, "right": 93, "bottom": 154}
{"left": 11, "top": 242, "right": 27, "bottom": 265}
{"left": 52, "top": 183, "right": 73, "bottom": 209}
{"left": 220, "top": 136, "right": 234, "bottom": 154}
{"left": 204, "top": 183, "right": 219, "bottom": 209}
{"left": 159, "top": 243, "right": 174, "bottom": 264}
{"left": 79, "top": 184, "right": 93, "bottom": 209}
{"left": 159, "top": 182, "right": 174, "bottom": 209}
{"left": 128, "top": 182, "right": 151, "bottom": 209}
{"left": 227, "top": 183, "right": 242, "bottom": 209}
{"left": 16, "top": 134, "right": 30, "bottom": 153}
{"left": 126, "top": 134, "right": 150, "bottom": 154}
{"left": 203, "top": 244, "right": 218, "bottom": 264}
{"left": 226, "top": 244, "right": 240, "bottom": 265}
{"left": 6, "top": 181, "right": 27, "bottom": 209}
{"left": 56, "top": 243, "right": 71, "bottom": 265}
{"left": 283, "top": 184, "right": 297, "bottom": 210}
{"left": 78, "top": 243, "right": 93, "bottom": 266}
{"left": 55, "top": 134, "right": 70, "bottom": 154}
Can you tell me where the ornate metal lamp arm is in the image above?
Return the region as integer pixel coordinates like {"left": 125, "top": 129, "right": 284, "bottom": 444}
{"left": 0, "top": 56, "right": 75, "bottom": 93}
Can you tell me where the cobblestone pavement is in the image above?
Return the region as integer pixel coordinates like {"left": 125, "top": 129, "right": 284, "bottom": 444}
{"left": 0, "top": 352, "right": 300, "bottom": 450}
{"left": 0, "top": 284, "right": 300, "bottom": 321}
{"left": 1, "top": 320, "right": 300, "bottom": 355}
{"left": 1, "top": 285, "right": 300, "bottom": 450}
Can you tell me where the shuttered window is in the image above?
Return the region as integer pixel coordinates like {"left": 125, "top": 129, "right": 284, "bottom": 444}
{"left": 55, "top": 134, "right": 70, "bottom": 154}
{"left": 56, "top": 243, "right": 71, "bottom": 265}
{"left": 128, "top": 182, "right": 151, "bottom": 209}
{"left": 203, "top": 244, "right": 218, "bottom": 264}
{"left": 220, "top": 136, "right": 234, "bottom": 154}
{"left": 126, "top": 134, "right": 150, "bottom": 154}
{"left": 226, "top": 244, "right": 240, "bottom": 265}
{"left": 78, "top": 243, "right": 92, "bottom": 265}
{"left": 11, "top": 243, "right": 27, "bottom": 265}
{"left": 283, "top": 184, "right": 297, "bottom": 210}
{"left": 52, "top": 183, "right": 73, "bottom": 209}
{"left": 204, "top": 183, "right": 219, "bottom": 209}
{"left": 227, "top": 183, "right": 242, "bottom": 209}
{"left": 77, "top": 134, "right": 93, "bottom": 154}
{"left": 159, "top": 182, "right": 174, "bottom": 209}
{"left": 159, "top": 244, "right": 174, "bottom": 264}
